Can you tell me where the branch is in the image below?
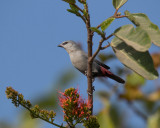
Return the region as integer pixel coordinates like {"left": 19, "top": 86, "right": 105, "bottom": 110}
{"left": 84, "top": 2, "right": 94, "bottom": 114}
{"left": 95, "top": 9, "right": 126, "bottom": 29}
{"left": 90, "top": 34, "right": 113, "bottom": 62}
{"left": 113, "top": 8, "right": 126, "bottom": 18}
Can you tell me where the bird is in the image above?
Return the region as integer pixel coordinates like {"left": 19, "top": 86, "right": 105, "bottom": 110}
{"left": 58, "top": 40, "right": 125, "bottom": 84}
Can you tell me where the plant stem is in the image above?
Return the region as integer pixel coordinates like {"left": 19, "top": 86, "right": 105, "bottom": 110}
{"left": 90, "top": 34, "right": 113, "bottom": 62}
{"left": 84, "top": 2, "right": 94, "bottom": 114}
{"left": 20, "top": 102, "right": 65, "bottom": 128}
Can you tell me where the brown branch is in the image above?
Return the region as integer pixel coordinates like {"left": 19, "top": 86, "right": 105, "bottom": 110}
{"left": 95, "top": 9, "right": 126, "bottom": 29}
{"left": 100, "top": 42, "right": 110, "bottom": 50}
{"left": 114, "top": 9, "right": 118, "bottom": 17}
{"left": 113, "top": 8, "right": 127, "bottom": 18}
{"left": 90, "top": 34, "right": 113, "bottom": 62}
{"left": 84, "top": 2, "right": 94, "bottom": 115}
{"left": 114, "top": 15, "right": 127, "bottom": 18}
{"left": 96, "top": 23, "right": 103, "bottom": 29}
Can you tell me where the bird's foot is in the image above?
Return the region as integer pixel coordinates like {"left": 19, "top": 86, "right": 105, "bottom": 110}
{"left": 87, "top": 90, "right": 92, "bottom": 96}
{"left": 87, "top": 86, "right": 95, "bottom": 96}
{"left": 84, "top": 70, "right": 87, "bottom": 76}
{"left": 92, "top": 78, "right": 95, "bottom": 83}
{"left": 92, "top": 85, "right": 95, "bottom": 92}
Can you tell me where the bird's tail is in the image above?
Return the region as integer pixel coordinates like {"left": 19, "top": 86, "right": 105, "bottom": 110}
{"left": 100, "top": 66, "right": 125, "bottom": 84}
{"left": 106, "top": 72, "right": 125, "bottom": 83}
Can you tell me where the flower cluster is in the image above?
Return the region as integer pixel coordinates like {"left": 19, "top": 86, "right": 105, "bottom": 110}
{"left": 6, "top": 87, "right": 32, "bottom": 108}
{"left": 30, "top": 105, "right": 56, "bottom": 123}
{"left": 59, "top": 88, "right": 91, "bottom": 123}
{"left": 78, "top": 0, "right": 86, "bottom": 4}
{"left": 6, "top": 87, "right": 56, "bottom": 125}
{"left": 83, "top": 116, "right": 100, "bottom": 128}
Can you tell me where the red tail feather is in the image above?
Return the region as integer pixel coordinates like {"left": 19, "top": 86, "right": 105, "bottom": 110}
{"left": 100, "top": 66, "right": 125, "bottom": 84}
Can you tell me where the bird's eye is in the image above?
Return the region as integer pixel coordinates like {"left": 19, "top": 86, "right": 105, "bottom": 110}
{"left": 63, "top": 42, "right": 68, "bottom": 45}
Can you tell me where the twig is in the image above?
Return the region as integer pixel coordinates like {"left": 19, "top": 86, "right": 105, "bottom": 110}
{"left": 113, "top": 8, "right": 126, "bottom": 18}
{"left": 100, "top": 42, "right": 110, "bottom": 50}
{"left": 20, "top": 103, "right": 65, "bottom": 128}
{"left": 90, "top": 34, "right": 113, "bottom": 62}
{"left": 95, "top": 9, "right": 126, "bottom": 29}
{"left": 114, "top": 15, "right": 126, "bottom": 18}
{"left": 114, "top": 9, "right": 118, "bottom": 17}
{"left": 66, "top": 120, "right": 74, "bottom": 128}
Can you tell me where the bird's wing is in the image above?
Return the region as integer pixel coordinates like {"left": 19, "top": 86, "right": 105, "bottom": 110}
{"left": 94, "top": 59, "right": 110, "bottom": 69}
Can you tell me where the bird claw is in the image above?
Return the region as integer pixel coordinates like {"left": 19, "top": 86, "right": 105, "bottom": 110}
{"left": 87, "top": 90, "right": 92, "bottom": 96}
{"left": 87, "top": 86, "right": 95, "bottom": 96}
{"left": 92, "top": 86, "right": 95, "bottom": 92}
{"left": 84, "top": 71, "right": 87, "bottom": 76}
{"left": 92, "top": 78, "right": 95, "bottom": 83}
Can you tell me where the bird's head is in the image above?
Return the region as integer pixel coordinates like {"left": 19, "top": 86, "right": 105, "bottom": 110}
{"left": 58, "top": 40, "right": 81, "bottom": 53}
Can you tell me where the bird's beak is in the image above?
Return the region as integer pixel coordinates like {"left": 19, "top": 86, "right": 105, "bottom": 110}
{"left": 58, "top": 44, "right": 62, "bottom": 47}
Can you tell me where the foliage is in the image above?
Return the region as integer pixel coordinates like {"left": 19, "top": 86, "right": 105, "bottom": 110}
{"left": 111, "top": 37, "right": 158, "bottom": 80}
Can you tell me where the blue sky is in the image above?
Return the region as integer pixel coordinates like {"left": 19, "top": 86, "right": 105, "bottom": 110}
{"left": 0, "top": 0, "right": 160, "bottom": 128}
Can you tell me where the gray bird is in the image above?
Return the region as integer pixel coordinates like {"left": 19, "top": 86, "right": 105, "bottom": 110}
{"left": 58, "top": 40, "right": 125, "bottom": 84}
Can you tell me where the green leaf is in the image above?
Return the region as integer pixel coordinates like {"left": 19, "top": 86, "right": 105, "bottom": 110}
{"left": 111, "top": 37, "right": 159, "bottom": 80}
{"left": 114, "top": 24, "right": 151, "bottom": 52}
{"left": 112, "top": 0, "right": 128, "bottom": 9}
{"left": 126, "top": 72, "right": 146, "bottom": 87}
{"left": 69, "top": 4, "right": 78, "bottom": 12}
{"left": 62, "top": 0, "right": 76, "bottom": 4}
{"left": 98, "top": 53, "right": 115, "bottom": 62}
{"left": 90, "top": 27, "right": 105, "bottom": 37}
{"left": 18, "top": 112, "right": 39, "bottom": 128}
{"left": 67, "top": 9, "right": 77, "bottom": 14}
{"left": 67, "top": 9, "right": 84, "bottom": 20}
{"left": 125, "top": 11, "right": 160, "bottom": 46}
{"left": 97, "top": 109, "right": 115, "bottom": 128}
{"left": 125, "top": 11, "right": 140, "bottom": 26}
{"left": 96, "top": 91, "right": 110, "bottom": 101}
{"left": 101, "top": 17, "right": 115, "bottom": 31}
{"left": 148, "top": 110, "right": 160, "bottom": 128}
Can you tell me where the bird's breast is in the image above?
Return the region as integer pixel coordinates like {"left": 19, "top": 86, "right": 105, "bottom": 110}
{"left": 69, "top": 51, "right": 87, "bottom": 74}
